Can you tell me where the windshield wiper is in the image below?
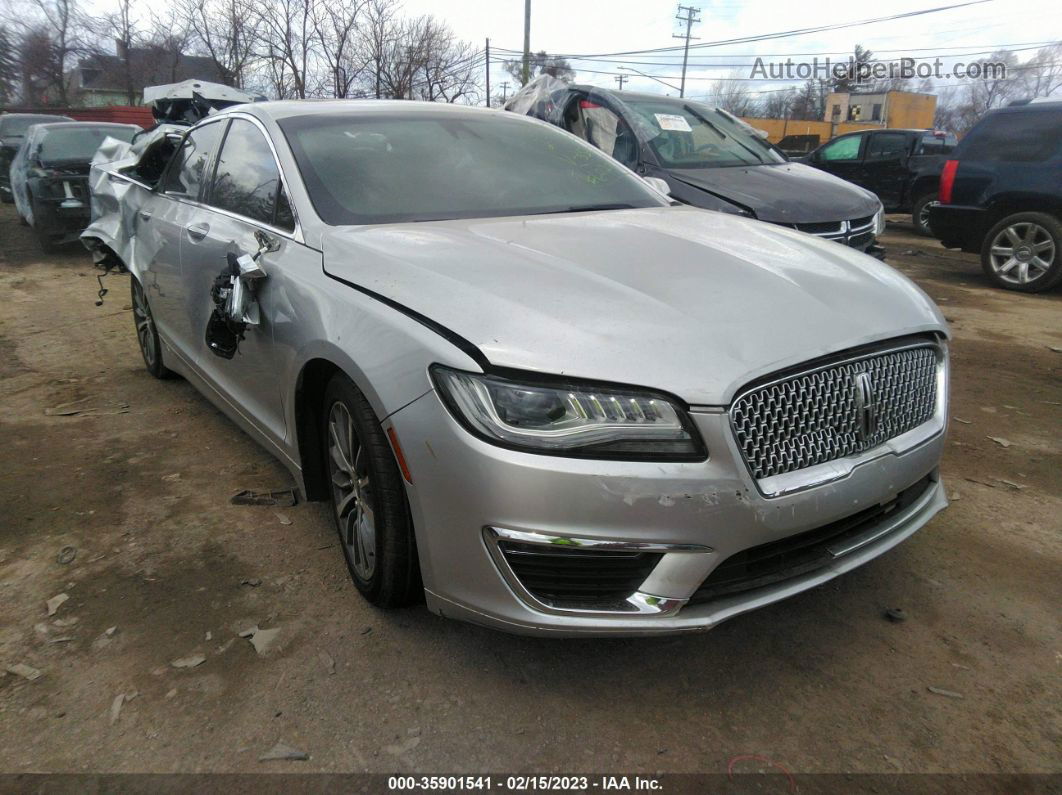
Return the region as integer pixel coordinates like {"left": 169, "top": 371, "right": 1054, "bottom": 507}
{"left": 683, "top": 104, "right": 766, "bottom": 164}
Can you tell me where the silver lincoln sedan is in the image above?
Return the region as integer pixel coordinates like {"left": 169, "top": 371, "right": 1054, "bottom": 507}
{"left": 83, "top": 100, "right": 949, "bottom": 636}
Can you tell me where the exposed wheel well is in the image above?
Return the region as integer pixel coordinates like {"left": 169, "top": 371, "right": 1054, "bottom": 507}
{"left": 294, "top": 358, "right": 343, "bottom": 502}
{"left": 986, "top": 197, "right": 1062, "bottom": 228}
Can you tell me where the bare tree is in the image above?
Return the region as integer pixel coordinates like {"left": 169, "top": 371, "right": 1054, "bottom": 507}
{"left": 358, "top": 0, "right": 397, "bottom": 98}
{"left": 175, "top": 0, "right": 259, "bottom": 88}
{"left": 1020, "top": 42, "right": 1062, "bottom": 98}
{"left": 144, "top": 7, "right": 194, "bottom": 84}
{"left": 707, "top": 71, "right": 756, "bottom": 116}
{"left": 88, "top": 0, "right": 137, "bottom": 103}
{"left": 255, "top": 0, "right": 318, "bottom": 98}
{"left": 17, "top": 0, "right": 87, "bottom": 105}
{"left": 312, "top": 0, "right": 366, "bottom": 98}
{"left": 413, "top": 16, "right": 480, "bottom": 103}
{"left": 504, "top": 50, "right": 573, "bottom": 87}
{"left": 0, "top": 25, "right": 19, "bottom": 103}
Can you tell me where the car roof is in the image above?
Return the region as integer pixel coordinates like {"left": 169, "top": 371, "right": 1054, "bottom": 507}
{"left": 0, "top": 112, "right": 73, "bottom": 120}
{"left": 219, "top": 99, "right": 499, "bottom": 122}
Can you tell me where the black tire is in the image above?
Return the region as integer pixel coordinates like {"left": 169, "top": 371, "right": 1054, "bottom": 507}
{"left": 27, "top": 194, "right": 59, "bottom": 253}
{"left": 911, "top": 192, "right": 938, "bottom": 237}
{"left": 322, "top": 372, "right": 421, "bottom": 607}
{"left": 980, "top": 212, "right": 1062, "bottom": 293}
{"left": 130, "top": 277, "right": 173, "bottom": 379}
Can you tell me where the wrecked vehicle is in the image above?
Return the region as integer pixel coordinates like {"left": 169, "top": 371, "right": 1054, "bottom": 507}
{"left": 0, "top": 112, "right": 74, "bottom": 203}
{"left": 83, "top": 100, "right": 949, "bottom": 636}
{"left": 505, "top": 77, "right": 886, "bottom": 257}
{"left": 11, "top": 121, "right": 139, "bottom": 252}
{"left": 141, "top": 79, "right": 262, "bottom": 130}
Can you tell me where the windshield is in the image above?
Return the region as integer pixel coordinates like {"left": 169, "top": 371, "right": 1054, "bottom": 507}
{"left": 279, "top": 112, "right": 666, "bottom": 225}
{"left": 37, "top": 126, "right": 137, "bottom": 163}
{"left": 621, "top": 97, "right": 784, "bottom": 169}
{"left": 0, "top": 115, "right": 70, "bottom": 138}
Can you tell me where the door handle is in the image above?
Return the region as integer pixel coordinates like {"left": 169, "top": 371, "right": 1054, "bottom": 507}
{"left": 138, "top": 209, "right": 153, "bottom": 221}
{"left": 186, "top": 222, "right": 209, "bottom": 242}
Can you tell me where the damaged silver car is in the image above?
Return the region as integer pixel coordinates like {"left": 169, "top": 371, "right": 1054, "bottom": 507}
{"left": 83, "top": 100, "right": 949, "bottom": 636}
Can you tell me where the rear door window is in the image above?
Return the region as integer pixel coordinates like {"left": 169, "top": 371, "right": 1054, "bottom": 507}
{"left": 865, "top": 132, "right": 910, "bottom": 162}
{"left": 161, "top": 121, "right": 225, "bottom": 200}
{"left": 207, "top": 118, "right": 290, "bottom": 229}
{"left": 958, "top": 110, "right": 1062, "bottom": 162}
{"left": 915, "top": 133, "right": 956, "bottom": 155}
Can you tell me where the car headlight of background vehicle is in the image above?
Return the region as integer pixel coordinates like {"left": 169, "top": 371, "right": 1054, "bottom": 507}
{"left": 873, "top": 206, "right": 886, "bottom": 236}
{"left": 431, "top": 366, "right": 706, "bottom": 460}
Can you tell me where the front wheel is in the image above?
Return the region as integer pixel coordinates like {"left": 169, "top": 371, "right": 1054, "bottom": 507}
{"left": 911, "top": 192, "right": 939, "bottom": 237}
{"left": 323, "top": 373, "right": 421, "bottom": 607}
{"left": 981, "top": 212, "right": 1062, "bottom": 293}
{"left": 131, "top": 277, "right": 173, "bottom": 378}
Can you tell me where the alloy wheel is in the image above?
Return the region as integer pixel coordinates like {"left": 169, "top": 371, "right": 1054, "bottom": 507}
{"left": 988, "top": 222, "right": 1056, "bottom": 286}
{"left": 917, "top": 199, "right": 939, "bottom": 232}
{"left": 132, "top": 279, "right": 157, "bottom": 369}
{"left": 327, "top": 401, "right": 376, "bottom": 581}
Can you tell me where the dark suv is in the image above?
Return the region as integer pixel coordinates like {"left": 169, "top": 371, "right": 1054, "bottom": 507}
{"left": 929, "top": 100, "right": 1062, "bottom": 292}
{"left": 803, "top": 128, "right": 957, "bottom": 236}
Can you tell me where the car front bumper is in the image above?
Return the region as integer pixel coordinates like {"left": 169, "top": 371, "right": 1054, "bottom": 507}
{"left": 390, "top": 386, "right": 948, "bottom": 637}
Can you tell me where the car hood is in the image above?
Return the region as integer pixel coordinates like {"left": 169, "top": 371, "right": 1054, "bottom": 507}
{"left": 322, "top": 206, "right": 945, "bottom": 405}
{"left": 669, "top": 162, "right": 881, "bottom": 224}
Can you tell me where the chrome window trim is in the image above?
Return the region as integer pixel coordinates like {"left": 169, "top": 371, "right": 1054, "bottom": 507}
{"left": 729, "top": 339, "right": 948, "bottom": 498}
{"left": 158, "top": 113, "right": 305, "bottom": 245}
{"left": 482, "top": 526, "right": 711, "bottom": 618}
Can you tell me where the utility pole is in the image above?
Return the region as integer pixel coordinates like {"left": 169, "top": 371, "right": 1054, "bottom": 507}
{"left": 485, "top": 38, "right": 491, "bottom": 107}
{"left": 614, "top": 73, "right": 628, "bottom": 90}
{"left": 500, "top": 81, "right": 511, "bottom": 102}
{"left": 522, "top": 0, "right": 531, "bottom": 85}
{"left": 673, "top": 4, "right": 701, "bottom": 99}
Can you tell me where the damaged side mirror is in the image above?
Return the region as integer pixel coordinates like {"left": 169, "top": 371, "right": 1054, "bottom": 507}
{"left": 205, "top": 238, "right": 274, "bottom": 359}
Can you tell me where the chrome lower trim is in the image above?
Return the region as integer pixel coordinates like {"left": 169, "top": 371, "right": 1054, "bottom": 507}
{"left": 483, "top": 526, "right": 711, "bottom": 617}
{"left": 486, "top": 526, "right": 711, "bottom": 554}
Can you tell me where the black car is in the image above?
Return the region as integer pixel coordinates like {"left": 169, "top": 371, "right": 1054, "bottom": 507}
{"left": 10, "top": 121, "right": 139, "bottom": 252}
{"left": 505, "top": 79, "right": 886, "bottom": 257}
{"left": 0, "top": 112, "right": 74, "bottom": 202}
{"left": 803, "top": 128, "right": 957, "bottom": 236}
{"left": 929, "top": 100, "right": 1062, "bottom": 293}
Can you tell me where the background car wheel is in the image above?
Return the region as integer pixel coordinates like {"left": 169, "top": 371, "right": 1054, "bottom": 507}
{"left": 131, "top": 277, "right": 173, "bottom": 379}
{"left": 981, "top": 212, "right": 1062, "bottom": 293}
{"left": 323, "top": 373, "right": 421, "bottom": 608}
{"left": 911, "top": 192, "right": 939, "bottom": 237}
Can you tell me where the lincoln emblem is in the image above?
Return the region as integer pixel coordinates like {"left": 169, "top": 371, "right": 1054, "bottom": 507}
{"left": 853, "top": 371, "right": 879, "bottom": 442}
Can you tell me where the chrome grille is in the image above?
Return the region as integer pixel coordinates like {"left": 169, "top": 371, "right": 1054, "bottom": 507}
{"left": 731, "top": 344, "right": 939, "bottom": 480}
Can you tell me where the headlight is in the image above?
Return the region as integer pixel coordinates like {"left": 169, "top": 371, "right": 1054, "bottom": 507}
{"left": 431, "top": 366, "right": 706, "bottom": 460}
{"left": 872, "top": 206, "right": 886, "bottom": 236}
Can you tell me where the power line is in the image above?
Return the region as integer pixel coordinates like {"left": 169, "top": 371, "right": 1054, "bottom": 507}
{"left": 492, "top": 0, "right": 996, "bottom": 59}
{"left": 614, "top": 73, "right": 629, "bottom": 90}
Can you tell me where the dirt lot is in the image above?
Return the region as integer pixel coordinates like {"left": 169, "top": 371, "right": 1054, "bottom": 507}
{"left": 0, "top": 204, "right": 1059, "bottom": 778}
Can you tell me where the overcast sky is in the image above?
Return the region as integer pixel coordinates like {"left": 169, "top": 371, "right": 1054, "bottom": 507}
{"left": 401, "top": 0, "right": 1061, "bottom": 100}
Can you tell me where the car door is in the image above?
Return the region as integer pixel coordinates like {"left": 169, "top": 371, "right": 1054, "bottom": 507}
{"left": 179, "top": 116, "right": 296, "bottom": 445}
{"left": 144, "top": 119, "right": 227, "bottom": 354}
{"left": 861, "top": 131, "right": 912, "bottom": 210}
{"left": 810, "top": 133, "right": 866, "bottom": 186}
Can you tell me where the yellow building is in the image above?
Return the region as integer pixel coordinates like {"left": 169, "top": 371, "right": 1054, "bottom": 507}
{"left": 824, "top": 91, "right": 936, "bottom": 129}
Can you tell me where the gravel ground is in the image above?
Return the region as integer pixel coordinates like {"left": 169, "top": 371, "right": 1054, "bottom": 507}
{"left": 0, "top": 206, "right": 1059, "bottom": 777}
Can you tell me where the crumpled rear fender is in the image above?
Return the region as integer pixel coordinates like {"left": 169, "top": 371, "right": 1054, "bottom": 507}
{"left": 80, "top": 127, "right": 177, "bottom": 280}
